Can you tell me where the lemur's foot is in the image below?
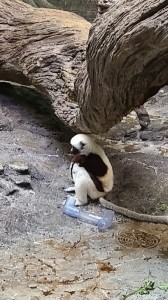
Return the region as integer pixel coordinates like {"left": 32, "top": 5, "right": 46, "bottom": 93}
{"left": 75, "top": 198, "right": 88, "bottom": 206}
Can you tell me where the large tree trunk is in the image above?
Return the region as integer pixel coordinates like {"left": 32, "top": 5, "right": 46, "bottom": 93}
{"left": 0, "top": 0, "right": 91, "bottom": 131}
{"left": 0, "top": 0, "right": 168, "bottom": 133}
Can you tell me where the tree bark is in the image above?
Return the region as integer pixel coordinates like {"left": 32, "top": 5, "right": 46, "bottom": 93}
{"left": 0, "top": 0, "right": 168, "bottom": 133}
{"left": 0, "top": 0, "right": 91, "bottom": 131}
{"left": 75, "top": 0, "right": 168, "bottom": 132}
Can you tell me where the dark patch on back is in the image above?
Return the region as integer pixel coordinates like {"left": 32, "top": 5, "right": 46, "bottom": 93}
{"left": 71, "top": 153, "right": 107, "bottom": 192}
{"left": 79, "top": 153, "right": 108, "bottom": 177}
{"left": 88, "top": 172, "right": 104, "bottom": 192}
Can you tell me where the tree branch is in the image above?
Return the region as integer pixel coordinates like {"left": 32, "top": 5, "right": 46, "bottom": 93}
{"left": 0, "top": 0, "right": 168, "bottom": 133}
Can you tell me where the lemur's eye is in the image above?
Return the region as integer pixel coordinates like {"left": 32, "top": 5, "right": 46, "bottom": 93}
{"left": 80, "top": 142, "right": 85, "bottom": 149}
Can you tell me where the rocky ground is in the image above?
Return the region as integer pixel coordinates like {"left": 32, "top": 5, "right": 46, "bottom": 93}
{"left": 0, "top": 82, "right": 168, "bottom": 300}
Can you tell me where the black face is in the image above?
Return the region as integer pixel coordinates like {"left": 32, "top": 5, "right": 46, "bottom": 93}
{"left": 71, "top": 146, "right": 80, "bottom": 155}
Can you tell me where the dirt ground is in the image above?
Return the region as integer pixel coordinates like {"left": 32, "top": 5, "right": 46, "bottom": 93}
{"left": 0, "top": 82, "right": 168, "bottom": 300}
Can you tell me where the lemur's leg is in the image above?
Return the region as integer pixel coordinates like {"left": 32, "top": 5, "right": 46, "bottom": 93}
{"left": 74, "top": 180, "right": 88, "bottom": 206}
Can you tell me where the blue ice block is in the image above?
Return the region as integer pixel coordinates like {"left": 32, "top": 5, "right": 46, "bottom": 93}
{"left": 63, "top": 195, "right": 114, "bottom": 229}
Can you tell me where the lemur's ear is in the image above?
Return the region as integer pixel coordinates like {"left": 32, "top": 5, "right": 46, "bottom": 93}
{"left": 80, "top": 142, "right": 85, "bottom": 149}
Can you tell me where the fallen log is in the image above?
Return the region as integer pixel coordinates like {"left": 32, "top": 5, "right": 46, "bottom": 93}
{"left": 0, "top": 0, "right": 168, "bottom": 132}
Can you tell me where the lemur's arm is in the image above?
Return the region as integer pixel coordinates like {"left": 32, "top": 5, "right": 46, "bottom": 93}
{"left": 71, "top": 154, "right": 104, "bottom": 192}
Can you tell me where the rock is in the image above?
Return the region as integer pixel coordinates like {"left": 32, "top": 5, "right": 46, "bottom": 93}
{"left": 28, "top": 283, "right": 37, "bottom": 289}
{"left": 140, "top": 131, "right": 164, "bottom": 141}
{"left": 0, "top": 122, "right": 13, "bottom": 131}
{"left": 8, "top": 162, "right": 29, "bottom": 174}
{"left": 9, "top": 175, "right": 32, "bottom": 188}
{"left": 159, "top": 89, "right": 164, "bottom": 93}
{"left": 0, "top": 178, "right": 18, "bottom": 195}
{"left": 0, "top": 164, "right": 4, "bottom": 174}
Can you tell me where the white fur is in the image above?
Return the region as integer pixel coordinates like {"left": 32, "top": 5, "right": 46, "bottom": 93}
{"left": 71, "top": 134, "right": 114, "bottom": 192}
{"left": 70, "top": 163, "right": 106, "bottom": 205}
{"left": 70, "top": 134, "right": 98, "bottom": 155}
{"left": 66, "top": 134, "right": 114, "bottom": 206}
